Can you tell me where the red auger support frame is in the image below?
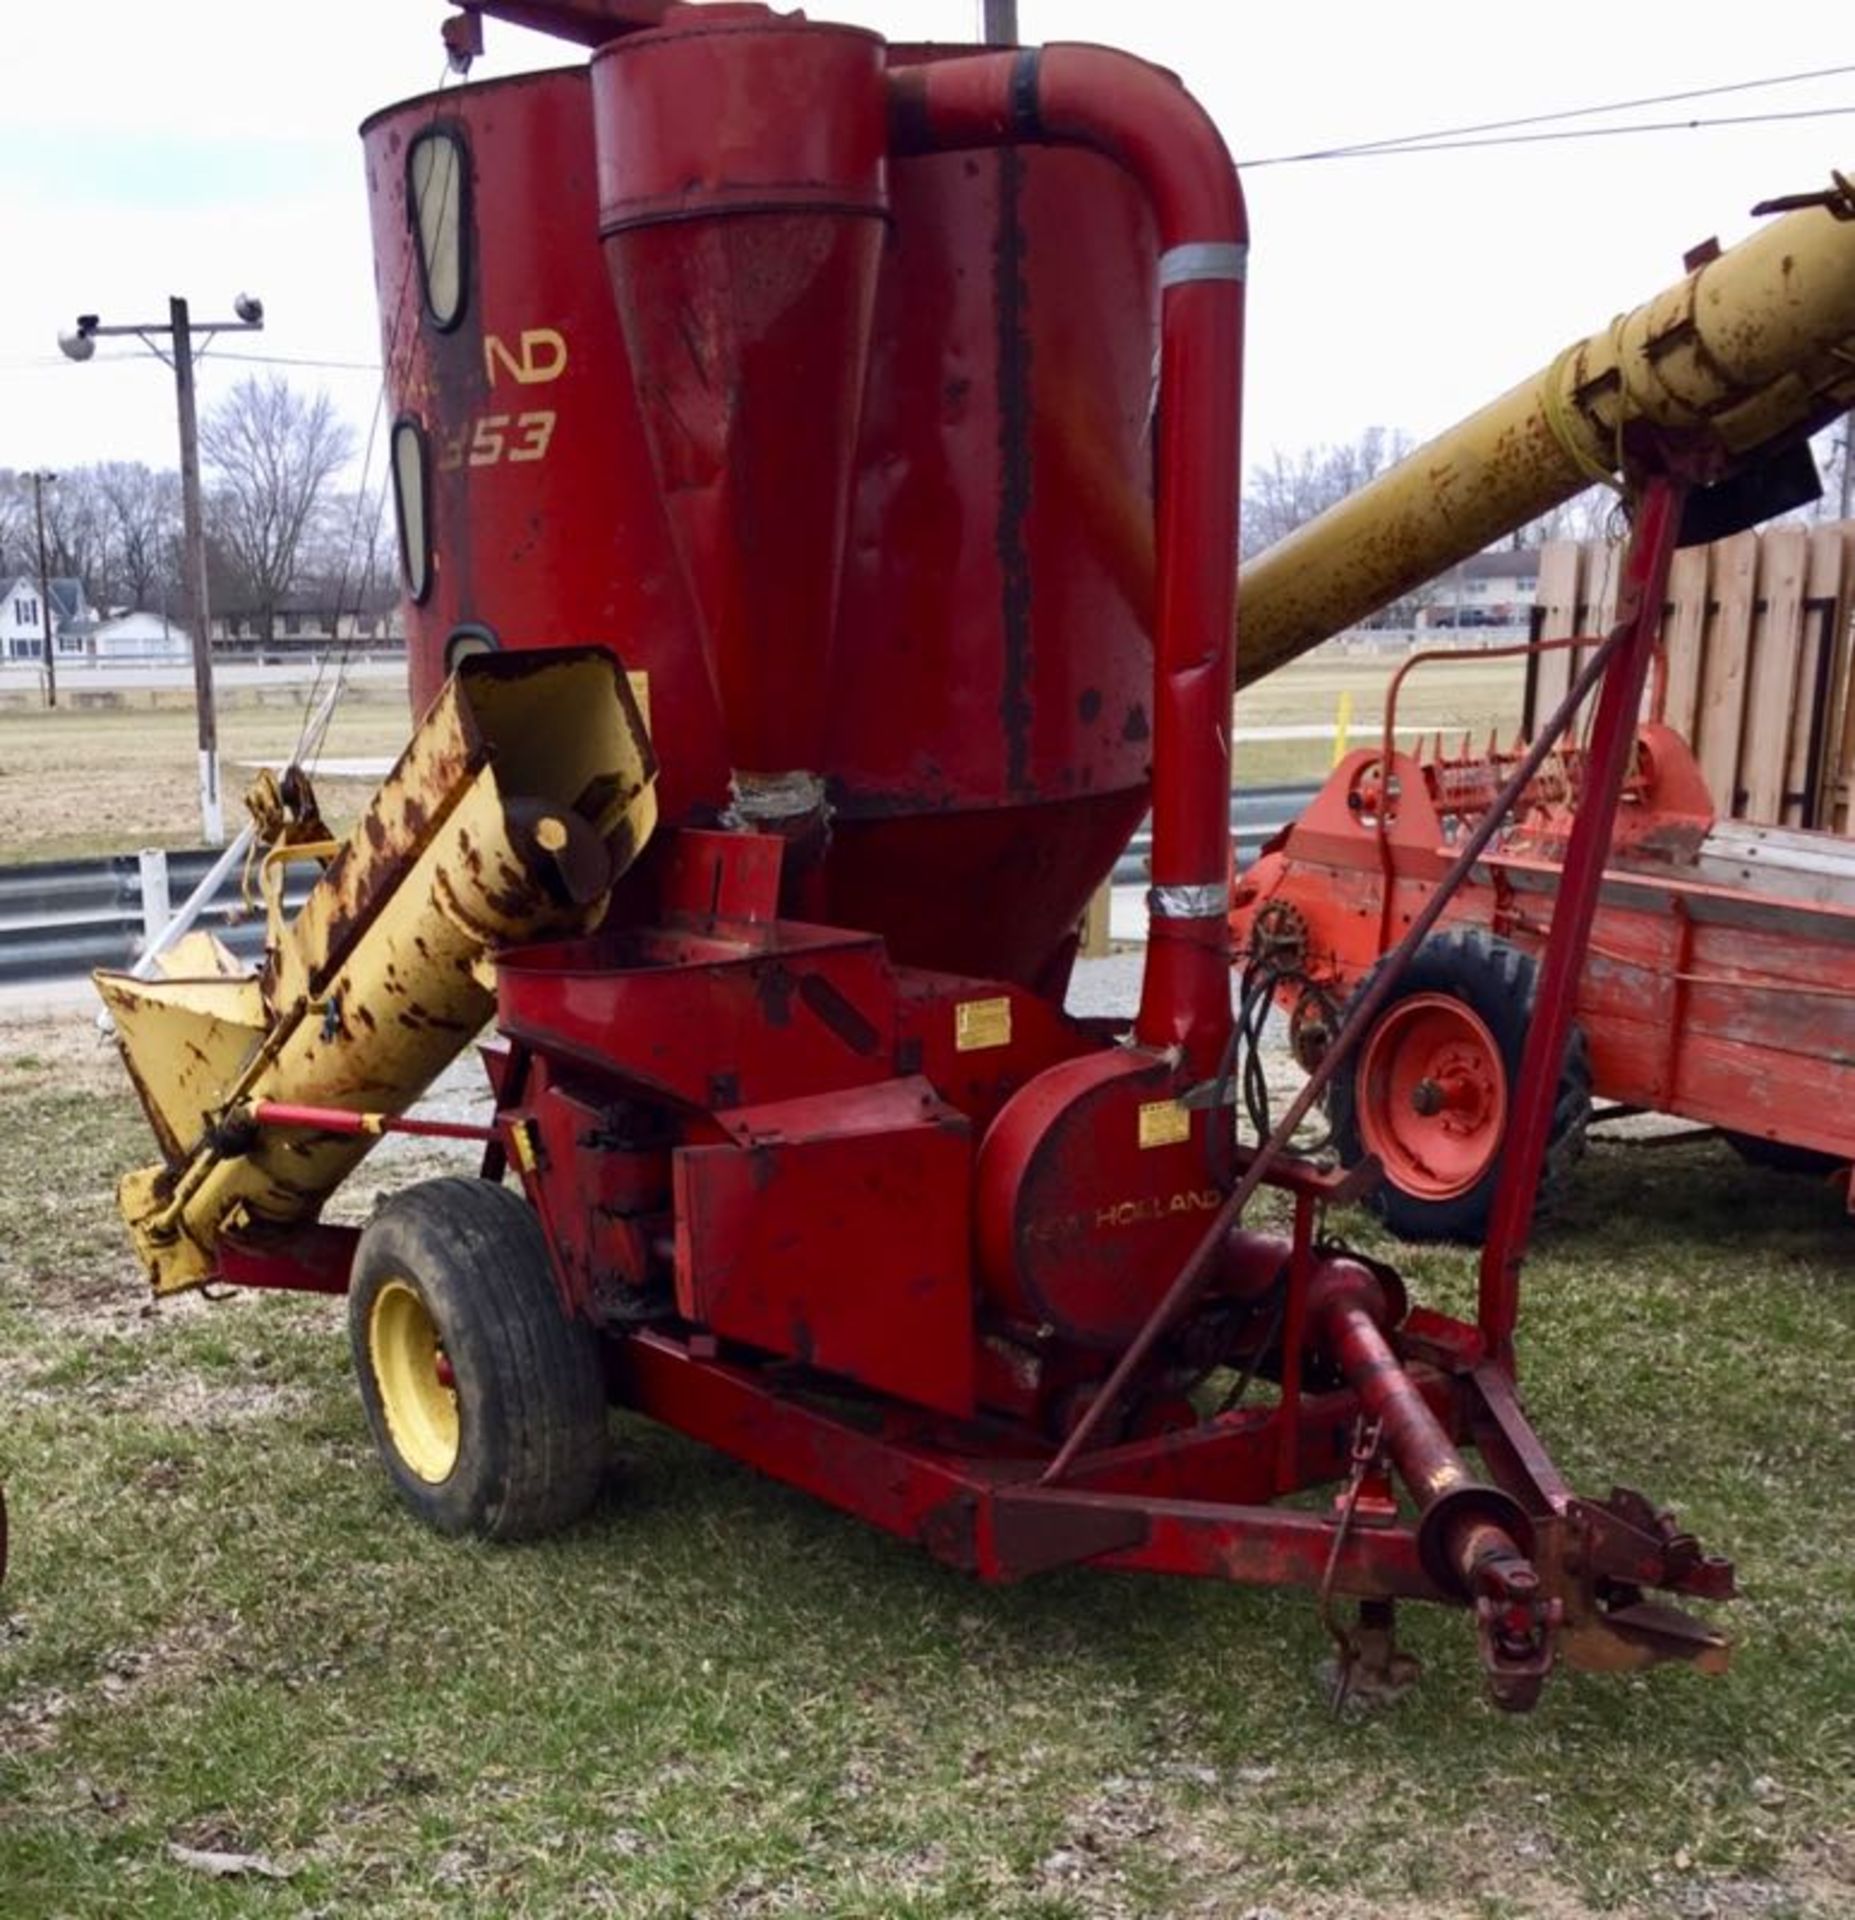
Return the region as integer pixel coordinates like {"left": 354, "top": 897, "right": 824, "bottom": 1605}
{"left": 190, "top": 1, "right": 1739, "bottom": 1710}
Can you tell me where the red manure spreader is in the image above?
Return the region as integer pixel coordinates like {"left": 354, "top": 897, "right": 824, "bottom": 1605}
{"left": 1231, "top": 686, "right": 1855, "bottom": 1244}
{"left": 91, "top": 0, "right": 1855, "bottom": 1707}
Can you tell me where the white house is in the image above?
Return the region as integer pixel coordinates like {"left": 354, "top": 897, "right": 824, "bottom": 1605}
{"left": 1, "top": 574, "right": 96, "bottom": 661}
{"left": 91, "top": 610, "right": 192, "bottom": 663}
{"left": 1420, "top": 550, "right": 1541, "bottom": 629}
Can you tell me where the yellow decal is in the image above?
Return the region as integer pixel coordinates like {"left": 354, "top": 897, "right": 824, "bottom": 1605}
{"left": 955, "top": 997, "right": 1012, "bottom": 1052}
{"left": 626, "top": 670, "right": 651, "bottom": 733}
{"left": 1138, "top": 1099, "right": 1192, "bottom": 1149}
{"left": 484, "top": 328, "right": 569, "bottom": 387}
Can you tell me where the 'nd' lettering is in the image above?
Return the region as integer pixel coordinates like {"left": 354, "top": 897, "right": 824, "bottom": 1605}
{"left": 484, "top": 328, "right": 568, "bottom": 387}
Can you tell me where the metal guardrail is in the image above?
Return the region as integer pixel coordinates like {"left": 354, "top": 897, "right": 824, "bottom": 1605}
{"left": 0, "top": 780, "right": 1320, "bottom": 986}
{"left": 0, "top": 848, "right": 315, "bottom": 986}
{"left": 1109, "top": 782, "right": 1315, "bottom": 887}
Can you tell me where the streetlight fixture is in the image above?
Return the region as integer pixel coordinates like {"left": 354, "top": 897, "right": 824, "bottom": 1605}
{"left": 28, "top": 471, "right": 57, "bottom": 710}
{"left": 58, "top": 294, "right": 265, "bottom": 845}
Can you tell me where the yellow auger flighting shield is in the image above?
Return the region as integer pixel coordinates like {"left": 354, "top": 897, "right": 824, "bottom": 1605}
{"left": 95, "top": 647, "right": 656, "bottom": 1294}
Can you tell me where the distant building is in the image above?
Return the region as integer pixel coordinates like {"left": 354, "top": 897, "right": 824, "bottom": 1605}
{"left": 1419, "top": 550, "right": 1540, "bottom": 629}
{"left": 210, "top": 592, "right": 405, "bottom": 653}
{"left": 91, "top": 610, "right": 192, "bottom": 663}
{"left": 1, "top": 574, "right": 97, "bottom": 661}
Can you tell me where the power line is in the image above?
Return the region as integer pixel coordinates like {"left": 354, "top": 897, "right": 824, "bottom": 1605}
{"left": 4, "top": 348, "right": 380, "bottom": 373}
{"left": 1241, "top": 61, "right": 1855, "bottom": 167}
{"left": 205, "top": 350, "right": 381, "bottom": 372}
{"left": 1242, "top": 102, "right": 1855, "bottom": 167}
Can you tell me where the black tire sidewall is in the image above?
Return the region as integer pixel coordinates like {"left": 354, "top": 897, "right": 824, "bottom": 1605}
{"left": 1330, "top": 930, "right": 1577, "bottom": 1243}
{"left": 351, "top": 1206, "right": 520, "bottom": 1537}
{"left": 348, "top": 1177, "right": 607, "bottom": 1540}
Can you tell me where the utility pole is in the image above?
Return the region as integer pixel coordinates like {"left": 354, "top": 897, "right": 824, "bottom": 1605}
{"left": 980, "top": 1, "right": 1018, "bottom": 44}
{"left": 29, "top": 471, "right": 56, "bottom": 709}
{"left": 169, "top": 298, "right": 220, "bottom": 843}
{"left": 59, "top": 291, "right": 264, "bottom": 847}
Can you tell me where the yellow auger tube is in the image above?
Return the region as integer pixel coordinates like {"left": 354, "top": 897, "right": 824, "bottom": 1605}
{"left": 1237, "top": 183, "right": 1855, "bottom": 687}
{"left": 94, "top": 648, "right": 657, "bottom": 1295}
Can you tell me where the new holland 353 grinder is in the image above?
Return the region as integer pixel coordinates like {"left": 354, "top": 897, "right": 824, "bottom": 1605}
{"left": 94, "top": 0, "right": 1855, "bottom": 1709}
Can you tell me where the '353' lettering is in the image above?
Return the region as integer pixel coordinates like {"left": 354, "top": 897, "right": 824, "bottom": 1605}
{"left": 435, "top": 409, "right": 558, "bottom": 472}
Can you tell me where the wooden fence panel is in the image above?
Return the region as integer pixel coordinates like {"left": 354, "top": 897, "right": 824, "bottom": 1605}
{"left": 1530, "top": 540, "right": 1584, "bottom": 723}
{"left": 1830, "top": 526, "right": 1855, "bottom": 832}
{"left": 1694, "top": 530, "right": 1759, "bottom": 813}
{"left": 1483, "top": 522, "right": 1855, "bottom": 827}
{"left": 1659, "top": 544, "right": 1711, "bottom": 741}
{"left": 1792, "top": 530, "right": 1846, "bottom": 826}
{"left": 1741, "top": 527, "right": 1807, "bottom": 824}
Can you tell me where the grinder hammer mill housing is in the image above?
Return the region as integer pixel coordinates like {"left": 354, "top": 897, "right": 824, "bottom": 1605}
{"left": 94, "top": 0, "right": 1855, "bottom": 1709}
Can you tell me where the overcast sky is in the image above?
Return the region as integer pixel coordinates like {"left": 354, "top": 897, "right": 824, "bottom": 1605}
{"left": 4, "top": 2, "right": 1852, "bottom": 490}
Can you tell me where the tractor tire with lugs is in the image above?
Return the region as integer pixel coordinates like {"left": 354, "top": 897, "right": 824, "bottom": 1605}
{"left": 1329, "top": 928, "right": 1591, "bottom": 1244}
{"left": 349, "top": 1176, "right": 608, "bottom": 1540}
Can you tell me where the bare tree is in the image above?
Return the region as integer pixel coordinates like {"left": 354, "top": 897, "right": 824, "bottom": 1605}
{"left": 1514, "top": 485, "right": 1622, "bottom": 549}
{"left": 201, "top": 375, "right": 357, "bottom": 645}
{"left": 37, "top": 468, "right": 110, "bottom": 592}
{"left": 297, "top": 484, "right": 393, "bottom": 609}
{"left": 0, "top": 473, "right": 28, "bottom": 582}
{"left": 1798, "top": 418, "right": 1853, "bottom": 525}
{"left": 1241, "top": 426, "right": 1414, "bottom": 558}
{"left": 93, "top": 462, "right": 183, "bottom": 610}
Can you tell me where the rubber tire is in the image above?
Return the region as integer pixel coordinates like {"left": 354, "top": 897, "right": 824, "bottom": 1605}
{"left": 349, "top": 1177, "right": 608, "bottom": 1541}
{"left": 1723, "top": 1131, "right": 1845, "bottom": 1179}
{"left": 1329, "top": 928, "right": 1592, "bottom": 1244}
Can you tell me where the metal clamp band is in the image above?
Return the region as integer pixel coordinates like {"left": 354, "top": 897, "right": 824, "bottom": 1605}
{"left": 1009, "top": 49, "right": 1042, "bottom": 135}
{"left": 1159, "top": 242, "right": 1248, "bottom": 290}
{"left": 1148, "top": 882, "right": 1229, "bottom": 920}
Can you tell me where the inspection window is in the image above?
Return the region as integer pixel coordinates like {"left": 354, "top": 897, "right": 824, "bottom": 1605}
{"left": 392, "top": 418, "right": 432, "bottom": 603}
{"left": 407, "top": 127, "right": 469, "bottom": 329}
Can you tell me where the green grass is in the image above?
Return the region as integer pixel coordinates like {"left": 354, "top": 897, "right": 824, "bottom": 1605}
{"left": 0, "top": 650, "right": 1525, "bottom": 864}
{"left": 0, "top": 687, "right": 410, "bottom": 866}
{"left": 1, "top": 1038, "right": 1851, "bottom": 1917}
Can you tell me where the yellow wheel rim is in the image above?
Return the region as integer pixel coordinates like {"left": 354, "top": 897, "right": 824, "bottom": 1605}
{"left": 369, "top": 1278, "right": 460, "bottom": 1483}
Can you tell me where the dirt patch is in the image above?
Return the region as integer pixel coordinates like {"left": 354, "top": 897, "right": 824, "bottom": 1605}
{"left": 11, "top": 1372, "right": 315, "bottom": 1430}
{"left": 0, "top": 1611, "right": 242, "bottom": 1759}
{"left": 0, "top": 1013, "right": 128, "bottom": 1088}
{"left": 7, "top": 1280, "right": 164, "bottom": 1348}
{"left": 1025, "top": 1775, "right": 1854, "bottom": 1920}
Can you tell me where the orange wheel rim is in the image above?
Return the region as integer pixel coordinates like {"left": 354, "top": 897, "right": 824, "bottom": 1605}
{"left": 1355, "top": 993, "right": 1507, "bottom": 1201}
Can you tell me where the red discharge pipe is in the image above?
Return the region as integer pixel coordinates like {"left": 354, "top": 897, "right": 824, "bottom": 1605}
{"left": 1309, "top": 1264, "right": 1553, "bottom": 1703}
{"left": 452, "top": 1, "right": 682, "bottom": 47}
{"left": 891, "top": 46, "right": 1247, "bottom": 1075}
